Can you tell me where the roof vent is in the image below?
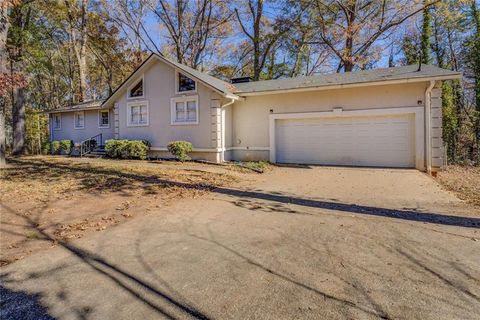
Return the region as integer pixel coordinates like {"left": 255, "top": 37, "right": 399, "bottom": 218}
{"left": 230, "top": 76, "right": 252, "bottom": 84}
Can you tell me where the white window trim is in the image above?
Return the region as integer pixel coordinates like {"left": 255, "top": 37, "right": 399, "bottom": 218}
{"left": 73, "top": 111, "right": 85, "bottom": 129}
{"left": 175, "top": 70, "right": 197, "bottom": 94}
{"left": 127, "top": 74, "right": 145, "bottom": 100}
{"left": 170, "top": 96, "right": 199, "bottom": 125}
{"left": 98, "top": 110, "right": 110, "bottom": 128}
{"left": 52, "top": 113, "right": 61, "bottom": 130}
{"left": 127, "top": 100, "right": 149, "bottom": 127}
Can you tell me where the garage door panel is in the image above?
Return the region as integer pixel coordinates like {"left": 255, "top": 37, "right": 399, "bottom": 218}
{"left": 275, "top": 114, "right": 415, "bottom": 167}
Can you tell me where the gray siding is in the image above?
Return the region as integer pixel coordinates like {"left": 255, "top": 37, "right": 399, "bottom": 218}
{"left": 50, "top": 109, "right": 114, "bottom": 144}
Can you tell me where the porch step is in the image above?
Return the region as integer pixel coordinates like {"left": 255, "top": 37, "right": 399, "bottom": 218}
{"left": 90, "top": 149, "right": 106, "bottom": 156}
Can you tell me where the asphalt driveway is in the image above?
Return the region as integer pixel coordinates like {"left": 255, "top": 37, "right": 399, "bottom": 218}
{"left": 1, "top": 166, "right": 480, "bottom": 319}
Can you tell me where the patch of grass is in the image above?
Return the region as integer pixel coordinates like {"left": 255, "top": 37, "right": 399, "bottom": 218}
{"left": 239, "top": 161, "right": 270, "bottom": 173}
{"left": 25, "top": 231, "right": 44, "bottom": 240}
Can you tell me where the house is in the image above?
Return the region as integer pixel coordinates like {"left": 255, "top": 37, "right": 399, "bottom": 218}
{"left": 47, "top": 53, "right": 461, "bottom": 173}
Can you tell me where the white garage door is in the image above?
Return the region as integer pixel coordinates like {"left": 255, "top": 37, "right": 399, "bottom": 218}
{"left": 275, "top": 114, "right": 415, "bottom": 167}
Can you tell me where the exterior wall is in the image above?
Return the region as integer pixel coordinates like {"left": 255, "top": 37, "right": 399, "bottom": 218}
{"left": 49, "top": 109, "right": 114, "bottom": 144}
{"left": 114, "top": 61, "right": 221, "bottom": 151}
{"left": 431, "top": 84, "right": 443, "bottom": 171}
{"left": 230, "top": 82, "right": 434, "bottom": 168}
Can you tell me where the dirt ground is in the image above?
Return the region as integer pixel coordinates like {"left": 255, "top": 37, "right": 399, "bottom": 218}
{"left": 437, "top": 165, "right": 480, "bottom": 208}
{"left": 0, "top": 156, "right": 253, "bottom": 266}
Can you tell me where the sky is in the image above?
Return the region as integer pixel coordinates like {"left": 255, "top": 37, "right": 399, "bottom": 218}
{"left": 116, "top": 0, "right": 425, "bottom": 75}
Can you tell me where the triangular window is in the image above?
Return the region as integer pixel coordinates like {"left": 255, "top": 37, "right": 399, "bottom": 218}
{"left": 129, "top": 79, "right": 143, "bottom": 98}
{"left": 178, "top": 73, "right": 196, "bottom": 92}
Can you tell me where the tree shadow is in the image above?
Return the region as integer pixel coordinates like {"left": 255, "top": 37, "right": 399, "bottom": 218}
{"left": 5, "top": 158, "right": 480, "bottom": 229}
{"left": 395, "top": 247, "right": 480, "bottom": 304}
{"left": 0, "top": 280, "right": 57, "bottom": 320}
{"left": 219, "top": 189, "right": 480, "bottom": 228}
{"left": 0, "top": 203, "right": 211, "bottom": 320}
{"left": 188, "top": 233, "right": 391, "bottom": 319}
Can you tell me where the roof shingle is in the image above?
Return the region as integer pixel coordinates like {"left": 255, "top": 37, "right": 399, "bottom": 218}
{"left": 232, "top": 64, "right": 461, "bottom": 94}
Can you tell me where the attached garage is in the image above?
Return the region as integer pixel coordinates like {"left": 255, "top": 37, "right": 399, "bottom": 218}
{"left": 269, "top": 107, "right": 425, "bottom": 169}
{"left": 275, "top": 114, "right": 415, "bottom": 167}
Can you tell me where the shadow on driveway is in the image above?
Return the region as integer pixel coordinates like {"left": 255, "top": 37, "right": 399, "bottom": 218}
{"left": 4, "top": 158, "right": 480, "bottom": 229}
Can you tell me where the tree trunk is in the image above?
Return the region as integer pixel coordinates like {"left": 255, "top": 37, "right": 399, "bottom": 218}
{"left": 421, "top": 0, "right": 432, "bottom": 64}
{"left": 77, "top": 47, "right": 87, "bottom": 101}
{"left": 0, "top": 97, "right": 6, "bottom": 166}
{"left": 0, "top": 0, "right": 10, "bottom": 166}
{"left": 66, "top": 0, "right": 89, "bottom": 102}
{"left": 343, "top": 1, "right": 357, "bottom": 72}
{"left": 12, "top": 85, "right": 26, "bottom": 155}
{"left": 252, "top": 0, "right": 263, "bottom": 80}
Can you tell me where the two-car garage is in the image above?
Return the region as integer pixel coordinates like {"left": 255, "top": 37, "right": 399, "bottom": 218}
{"left": 271, "top": 108, "right": 423, "bottom": 169}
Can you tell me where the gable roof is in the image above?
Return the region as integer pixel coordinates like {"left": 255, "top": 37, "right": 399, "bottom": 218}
{"left": 102, "top": 53, "right": 240, "bottom": 108}
{"left": 233, "top": 64, "right": 462, "bottom": 95}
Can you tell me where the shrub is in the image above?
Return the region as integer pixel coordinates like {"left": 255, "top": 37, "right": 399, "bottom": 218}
{"left": 42, "top": 141, "right": 51, "bottom": 155}
{"left": 51, "top": 141, "right": 61, "bottom": 154}
{"left": 59, "top": 140, "right": 73, "bottom": 154}
{"left": 105, "top": 139, "right": 149, "bottom": 160}
{"left": 167, "top": 141, "right": 193, "bottom": 162}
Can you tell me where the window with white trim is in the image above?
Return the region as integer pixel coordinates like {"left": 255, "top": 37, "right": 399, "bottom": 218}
{"left": 171, "top": 96, "right": 198, "bottom": 124}
{"left": 74, "top": 111, "right": 85, "bottom": 129}
{"left": 127, "top": 101, "right": 149, "bottom": 126}
{"left": 53, "top": 113, "right": 61, "bottom": 130}
{"left": 177, "top": 72, "right": 196, "bottom": 93}
{"left": 128, "top": 79, "right": 144, "bottom": 98}
{"left": 99, "top": 110, "right": 109, "bottom": 128}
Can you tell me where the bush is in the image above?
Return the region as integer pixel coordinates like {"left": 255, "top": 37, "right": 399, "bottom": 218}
{"left": 59, "top": 140, "right": 73, "bottom": 154}
{"left": 42, "top": 141, "right": 51, "bottom": 155}
{"left": 167, "top": 141, "right": 193, "bottom": 162}
{"left": 51, "top": 141, "right": 60, "bottom": 154}
{"left": 105, "top": 139, "right": 149, "bottom": 160}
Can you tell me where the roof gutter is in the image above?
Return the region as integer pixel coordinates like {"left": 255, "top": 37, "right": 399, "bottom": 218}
{"left": 235, "top": 74, "right": 461, "bottom": 97}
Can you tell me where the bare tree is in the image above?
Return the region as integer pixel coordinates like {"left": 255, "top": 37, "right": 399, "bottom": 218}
{"left": 234, "top": 0, "right": 295, "bottom": 80}
{"left": 311, "top": 0, "right": 439, "bottom": 72}
{"left": 105, "top": 0, "right": 159, "bottom": 62}
{"left": 150, "top": 0, "right": 233, "bottom": 69}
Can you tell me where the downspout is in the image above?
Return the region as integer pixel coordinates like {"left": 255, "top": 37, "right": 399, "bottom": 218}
{"left": 220, "top": 98, "right": 235, "bottom": 109}
{"left": 425, "top": 80, "right": 436, "bottom": 174}
{"left": 219, "top": 98, "right": 235, "bottom": 162}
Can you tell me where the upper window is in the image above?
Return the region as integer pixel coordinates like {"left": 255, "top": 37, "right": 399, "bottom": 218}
{"left": 177, "top": 73, "right": 196, "bottom": 93}
{"left": 74, "top": 111, "right": 85, "bottom": 129}
{"left": 99, "top": 110, "right": 109, "bottom": 128}
{"left": 128, "top": 79, "right": 144, "bottom": 98}
{"left": 171, "top": 96, "right": 198, "bottom": 125}
{"left": 53, "top": 113, "right": 61, "bottom": 130}
{"left": 127, "top": 101, "right": 149, "bottom": 126}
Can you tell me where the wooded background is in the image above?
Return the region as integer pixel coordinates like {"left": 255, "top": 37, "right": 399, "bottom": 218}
{"left": 0, "top": 0, "right": 478, "bottom": 166}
